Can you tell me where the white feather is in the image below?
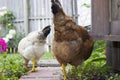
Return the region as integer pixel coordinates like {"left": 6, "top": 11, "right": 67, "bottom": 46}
{"left": 18, "top": 31, "right": 47, "bottom": 61}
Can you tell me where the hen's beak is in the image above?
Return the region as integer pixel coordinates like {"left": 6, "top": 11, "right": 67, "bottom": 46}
{"left": 51, "top": 0, "right": 62, "bottom": 15}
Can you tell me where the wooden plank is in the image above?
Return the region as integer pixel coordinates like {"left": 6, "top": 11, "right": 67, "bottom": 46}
{"left": 109, "top": 0, "right": 120, "bottom": 35}
{"left": 106, "top": 41, "right": 113, "bottom": 66}
{"left": 111, "top": 21, "right": 120, "bottom": 35}
{"left": 24, "top": 0, "right": 29, "bottom": 35}
{"left": 91, "top": 0, "right": 109, "bottom": 36}
{"left": 110, "top": 0, "right": 120, "bottom": 35}
{"left": 90, "top": 34, "right": 105, "bottom": 40}
{"left": 111, "top": 0, "right": 120, "bottom": 20}
{"left": 105, "top": 35, "right": 120, "bottom": 41}
{"left": 106, "top": 41, "right": 120, "bottom": 71}
{"left": 112, "top": 42, "right": 120, "bottom": 71}
{"left": 72, "top": 0, "right": 78, "bottom": 24}
{"left": 14, "top": 22, "right": 24, "bottom": 33}
{"left": 41, "top": 0, "right": 44, "bottom": 16}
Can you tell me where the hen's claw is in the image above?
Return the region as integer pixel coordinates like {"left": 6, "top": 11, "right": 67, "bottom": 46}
{"left": 29, "top": 68, "right": 36, "bottom": 72}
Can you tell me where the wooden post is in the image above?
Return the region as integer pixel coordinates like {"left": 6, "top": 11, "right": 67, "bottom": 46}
{"left": 24, "top": 0, "right": 29, "bottom": 36}
{"left": 91, "top": 0, "right": 109, "bottom": 39}
{"left": 72, "top": 0, "right": 78, "bottom": 24}
{"left": 106, "top": 41, "right": 120, "bottom": 71}
{"left": 106, "top": 41, "right": 113, "bottom": 66}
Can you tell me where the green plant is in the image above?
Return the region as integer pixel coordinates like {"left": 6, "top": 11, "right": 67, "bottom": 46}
{"left": 0, "top": 53, "right": 27, "bottom": 80}
{"left": 0, "top": 51, "right": 54, "bottom": 79}
{"left": 67, "top": 53, "right": 107, "bottom": 80}
{"left": 0, "top": 9, "right": 16, "bottom": 37}
{"left": 82, "top": 3, "right": 91, "bottom": 8}
{"left": 0, "top": 10, "right": 15, "bottom": 26}
{"left": 93, "top": 40, "right": 105, "bottom": 53}
{"left": 7, "top": 32, "right": 24, "bottom": 48}
{"left": 0, "top": 9, "right": 24, "bottom": 48}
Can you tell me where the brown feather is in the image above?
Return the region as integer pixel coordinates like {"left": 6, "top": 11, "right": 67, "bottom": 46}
{"left": 51, "top": 0, "right": 94, "bottom": 66}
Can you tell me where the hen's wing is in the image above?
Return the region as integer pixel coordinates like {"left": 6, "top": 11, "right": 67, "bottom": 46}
{"left": 18, "top": 37, "right": 32, "bottom": 55}
{"left": 52, "top": 26, "right": 94, "bottom": 66}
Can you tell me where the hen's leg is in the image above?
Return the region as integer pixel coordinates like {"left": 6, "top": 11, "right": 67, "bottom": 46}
{"left": 29, "top": 57, "right": 37, "bottom": 72}
{"left": 62, "top": 64, "right": 67, "bottom": 80}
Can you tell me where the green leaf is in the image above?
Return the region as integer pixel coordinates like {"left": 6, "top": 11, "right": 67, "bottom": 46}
{"left": 82, "top": 3, "right": 91, "bottom": 8}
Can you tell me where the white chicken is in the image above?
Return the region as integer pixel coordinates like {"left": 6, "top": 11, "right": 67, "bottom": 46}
{"left": 18, "top": 25, "right": 51, "bottom": 72}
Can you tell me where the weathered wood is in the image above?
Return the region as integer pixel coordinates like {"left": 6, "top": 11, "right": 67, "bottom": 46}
{"left": 24, "top": 0, "right": 29, "bottom": 35}
{"left": 107, "top": 42, "right": 120, "bottom": 71}
{"left": 0, "top": 0, "right": 74, "bottom": 32}
{"left": 106, "top": 41, "right": 113, "bottom": 66}
{"left": 111, "top": 21, "right": 120, "bottom": 35}
{"left": 72, "top": 0, "right": 78, "bottom": 24}
{"left": 105, "top": 35, "right": 120, "bottom": 41}
{"left": 91, "top": 0, "right": 109, "bottom": 38}
{"left": 111, "top": 0, "right": 120, "bottom": 20}
{"left": 90, "top": 33, "right": 105, "bottom": 40}
{"left": 110, "top": 0, "right": 120, "bottom": 35}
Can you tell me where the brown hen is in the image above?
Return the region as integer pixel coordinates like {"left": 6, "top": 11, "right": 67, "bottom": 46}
{"left": 51, "top": 0, "right": 94, "bottom": 80}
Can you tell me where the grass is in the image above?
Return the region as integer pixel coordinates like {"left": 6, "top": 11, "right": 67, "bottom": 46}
{"left": 41, "top": 52, "right": 55, "bottom": 59}
{"left": 0, "top": 52, "right": 54, "bottom": 60}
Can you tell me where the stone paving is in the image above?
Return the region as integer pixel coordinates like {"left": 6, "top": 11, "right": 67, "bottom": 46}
{"left": 29, "top": 59, "right": 60, "bottom": 67}
{"left": 19, "top": 67, "right": 63, "bottom": 80}
{"left": 19, "top": 59, "right": 63, "bottom": 80}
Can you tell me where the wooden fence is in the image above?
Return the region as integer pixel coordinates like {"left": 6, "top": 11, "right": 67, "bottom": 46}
{"left": 0, "top": 0, "right": 76, "bottom": 32}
